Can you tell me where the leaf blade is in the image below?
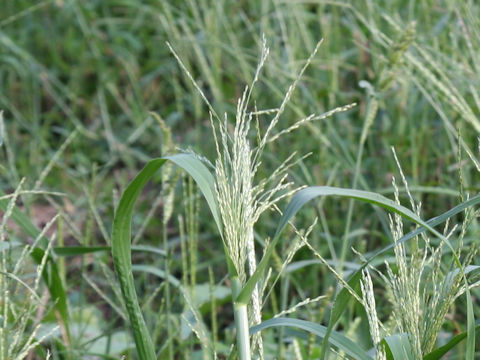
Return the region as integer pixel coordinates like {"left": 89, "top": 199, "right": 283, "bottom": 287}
{"left": 112, "top": 154, "right": 224, "bottom": 358}
{"left": 382, "top": 333, "right": 415, "bottom": 360}
{"left": 250, "top": 317, "right": 371, "bottom": 360}
{"left": 423, "top": 325, "right": 480, "bottom": 360}
{"left": 112, "top": 159, "right": 166, "bottom": 359}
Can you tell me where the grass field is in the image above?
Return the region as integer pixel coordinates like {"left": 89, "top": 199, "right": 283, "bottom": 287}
{"left": 0, "top": 0, "right": 479, "bottom": 359}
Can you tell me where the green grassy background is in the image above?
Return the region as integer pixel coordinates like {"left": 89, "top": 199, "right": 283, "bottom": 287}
{"left": 0, "top": 0, "right": 479, "bottom": 358}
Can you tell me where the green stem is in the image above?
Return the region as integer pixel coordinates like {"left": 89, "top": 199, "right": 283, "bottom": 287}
{"left": 234, "top": 304, "right": 251, "bottom": 360}
{"left": 232, "top": 277, "right": 251, "bottom": 360}
{"left": 163, "top": 222, "right": 173, "bottom": 360}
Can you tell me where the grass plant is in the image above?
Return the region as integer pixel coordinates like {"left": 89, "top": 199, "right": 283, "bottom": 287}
{"left": 0, "top": 1, "right": 479, "bottom": 359}
{"left": 0, "top": 180, "right": 61, "bottom": 359}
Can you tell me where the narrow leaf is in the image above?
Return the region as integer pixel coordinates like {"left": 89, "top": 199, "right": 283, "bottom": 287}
{"left": 250, "top": 317, "right": 371, "bottom": 360}
{"left": 112, "top": 154, "right": 225, "bottom": 358}
{"left": 382, "top": 333, "right": 415, "bottom": 360}
{"left": 54, "top": 245, "right": 166, "bottom": 257}
{"left": 112, "top": 159, "right": 166, "bottom": 360}
{"left": 165, "top": 154, "right": 222, "bottom": 233}
{"left": 423, "top": 325, "right": 480, "bottom": 360}
{"left": 165, "top": 154, "right": 237, "bottom": 277}
{"left": 54, "top": 246, "right": 111, "bottom": 256}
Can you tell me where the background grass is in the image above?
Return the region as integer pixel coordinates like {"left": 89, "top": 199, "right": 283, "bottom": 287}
{"left": 0, "top": 0, "right": 479, "bottom": 358}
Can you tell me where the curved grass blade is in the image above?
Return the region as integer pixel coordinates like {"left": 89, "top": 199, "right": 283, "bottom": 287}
{"left": 166, "top": 154, "right": 237, "bottom": 277}
{"left": 370, "top": 192, "right": 480, "bottom": 260}
{"left": 465, "top": 291, "right": 475, "bottom": 359}
{"left": 382, "top": 333, "right": 415, "bottom": 360}
{"left": 165, "top": 154, "right": 221, "bottom": 233}
{"left": 423, "top": 325, "right": 480, "bottom": 360}
{"left": 112, "top": 159, "right": 166, "bottom": 360}
{"left": 112, "top": 153, "right": 226, "bottom": 358}
{"left": 250, "top": 317, "right": 371, "bottom": 360}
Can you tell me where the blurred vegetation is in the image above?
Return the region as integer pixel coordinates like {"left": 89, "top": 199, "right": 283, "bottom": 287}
{"left": 0, "top": 0, "right": 479, "bottom": 358}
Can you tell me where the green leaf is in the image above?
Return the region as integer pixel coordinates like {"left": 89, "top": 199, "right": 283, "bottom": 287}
{"left": 54, "top": 245, "right": 166, "bottom": 257}
{"left": 369, "top": 192, "right": 480, "bottom": 260}
{"left": 54, "top": 246, "right": 111, "bottom": 256}
{"left": 284, "top": 187, "right": 421, "bottom": 224}
{"left": 112, "top": 159, "right": 166, "bottom": 360}
{"left": 131, "top": 245, "right": 166, "bottom": 257}
{"left": 165, "top": 154, "right": 222, "bottom": 233}
{"left": 112, "top": 153, "right": 226, "bottom": 358}
{"left": 382, "top": 333, "right": 415, "bottom": 360}
{"left": 423, "top": 325, "right": 480, "bottom": 360}
{"left": 443, "top": 265, "right": 480, "bottom": 293}
{"left": 166, "top": 154, "right": 237, "bottom": 277}
{"left": 250, "top": 317, "right": 371, "bottom": 360}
